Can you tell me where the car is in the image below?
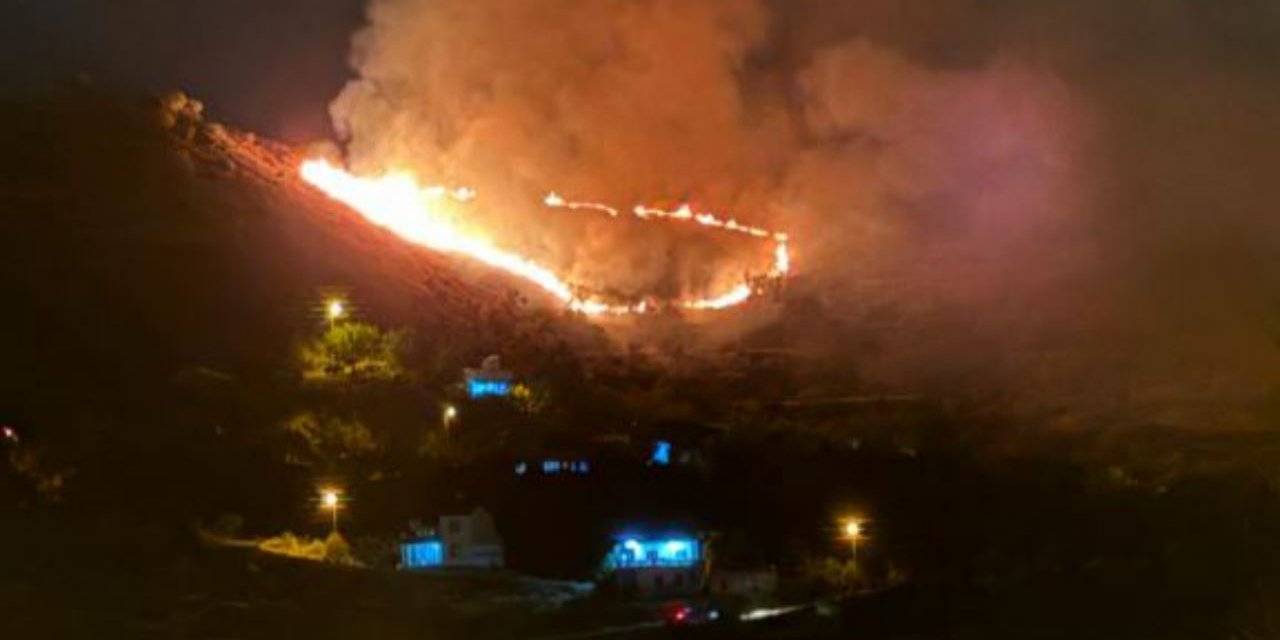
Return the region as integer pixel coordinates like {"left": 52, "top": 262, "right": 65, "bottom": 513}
{"left": 662, "top": 600, "right": 726, "bottom": 627}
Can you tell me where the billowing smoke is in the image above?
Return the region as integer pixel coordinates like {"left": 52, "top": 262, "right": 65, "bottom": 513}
{"left": 330, "top": 0, "right": 788, "bottom": 297}
{"left": 330, "top": 0, "right": 1280, "bottom": 428}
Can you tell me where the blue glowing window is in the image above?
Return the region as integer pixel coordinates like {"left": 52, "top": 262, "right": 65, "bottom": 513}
{"left": 603, "top": 536, "right": 700, "bottom": 570}
{"left": 539, "top": 459, "right": 591, "bottom": 475}
{"left": 467, "top": 379, "right": 511, "bottom": 398}
{"left": 400, "top": 539, "right": 444, "bottom": 569}
{"left": 650, "top": 440, "right": 672, "bottom": 466}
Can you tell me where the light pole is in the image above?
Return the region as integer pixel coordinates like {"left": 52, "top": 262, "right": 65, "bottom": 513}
{"left": 442, "top": 404, "right": 458, "bottom": 431}
{"left": 841, "top": 518, "right": 863, "bottom": 556}
{"left": 325, "top": 299, "right": 345, "bottom": 330}
{"left": 321, "top": 489, "right": 341, "bottom": 534}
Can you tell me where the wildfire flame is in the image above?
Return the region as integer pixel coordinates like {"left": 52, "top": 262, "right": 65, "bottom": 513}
{"left": 300, "top": 159, "right": 789, "bottom": 316}
{"left": 545, "top": 195, "right": 790, "bottom": 278}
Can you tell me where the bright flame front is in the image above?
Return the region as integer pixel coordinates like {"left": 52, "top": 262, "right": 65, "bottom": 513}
{"left": 300, "top": 159, "right": 787, "bottom": 316}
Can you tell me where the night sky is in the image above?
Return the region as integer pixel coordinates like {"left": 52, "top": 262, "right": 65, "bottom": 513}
{"left": 2, "top": 0, "right": 364, "bottom": 140}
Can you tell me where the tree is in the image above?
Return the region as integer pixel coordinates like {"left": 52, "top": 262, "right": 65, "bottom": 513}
{"left": 299, "top": 322, "right": 406, "bottom": 383}
{"left": 511, "top": 382, "right": 552, "bottom": 415}
{"left": 281, "top": 412, "right": 377, "bottom": 474}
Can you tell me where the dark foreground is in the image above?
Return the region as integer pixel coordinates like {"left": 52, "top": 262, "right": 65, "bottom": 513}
{"left": 5, "top": 507, "right": 1280, "bottom": 640}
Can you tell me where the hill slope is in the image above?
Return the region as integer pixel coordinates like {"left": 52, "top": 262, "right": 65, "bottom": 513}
{"left": 0, "top": 89, "right": 617, "bottom": 523}
{"left": 0, "top": 89, "right": 575, "bottom": 412}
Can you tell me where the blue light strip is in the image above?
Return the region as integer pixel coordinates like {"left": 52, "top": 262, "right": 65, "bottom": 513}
{"left": 400, "top": 539, "right": 444, "bottom": 568}
{"left": 467, "top": 379, "right": 511, "bottom": 398}
{"left": 603, "top": 537, "right": 700, "bottom": 569}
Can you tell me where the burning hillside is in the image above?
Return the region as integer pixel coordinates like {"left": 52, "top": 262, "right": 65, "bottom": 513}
{"left": 299, "top": 158, "right": 789, "bottom": 316}
{"left": 0, "top": 89, "right": 599, "bottom": 417}
{"left": 6, "top": 0, "right": 1279, "bottom": 433}
{"left": 292, "top": 0, "right": 1280, "bottom": 430}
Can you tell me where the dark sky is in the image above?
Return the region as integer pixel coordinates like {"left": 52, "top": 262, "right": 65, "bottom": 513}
{"left": 2, "top": 0, "right": 364, "bottom": 140}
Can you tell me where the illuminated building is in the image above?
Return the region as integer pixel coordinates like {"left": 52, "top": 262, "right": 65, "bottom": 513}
{"left": 466, "top": 377, "right": 511, "bottom": 398}
{"left": 514, "top": 458, "right": 591, "bottom": 476}
{"left": 602, "top": 534, "right": 704, "bottom": 598}
{"left": 399, "top": 508, "right": 505, "bottom": 570}
{"left": 604, "top": 536, "right": 701, "bottom": 569}
{"left": 399, "top": 536, "right": 444, "bottom": 569}
{"left": 464, "top": 354, "right": 514, "bottom": 399}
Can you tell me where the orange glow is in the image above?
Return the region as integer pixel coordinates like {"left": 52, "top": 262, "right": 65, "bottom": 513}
{"left": 544, "top": 192, "right": 619, "bottom": 217}
{"left": 549, "top": 195, "right": 791, "bottom": 278}
{"left": 682, "top": 283, "right": 753, "bottom": 310}
{"left": 301, "top": 159, "right": 579, "bottom": 307}
{"left": 773, "top": 239, "right": 791, "bottom": 276}
{"left": 301, "top": 159, "right": 789, "bottom": 316}
{"left": 632, "top": 204, "right": 788, "bottom": 244}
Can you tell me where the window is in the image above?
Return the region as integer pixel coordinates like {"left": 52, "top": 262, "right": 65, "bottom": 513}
{"left": 650, "top": 440, "right": 672, "bottom": 465}
{"left": 604, "top": 537, "right": 700, "bottom": 570}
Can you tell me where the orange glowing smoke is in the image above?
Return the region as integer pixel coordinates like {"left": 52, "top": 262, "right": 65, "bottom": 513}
{"left": 301, "top": 159, "right": 789, "bottom": 316}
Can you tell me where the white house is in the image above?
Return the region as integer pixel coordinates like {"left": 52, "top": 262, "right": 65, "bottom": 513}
{"left": 439, "top": 507, "right": 505, "bottom": 569}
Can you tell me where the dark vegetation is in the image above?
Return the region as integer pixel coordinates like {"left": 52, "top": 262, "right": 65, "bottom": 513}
{"left": 3, "top": 89, "right": 1280, "bottom": 638}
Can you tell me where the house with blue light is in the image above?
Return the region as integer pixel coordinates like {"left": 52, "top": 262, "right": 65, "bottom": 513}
{"left": 514, "top": 457, "right": 592, "bottom": 476}
{"left": 400, "top": 536, "right": 445, "bottom": 569}
{"left": 464, "top": 355, "right": 514, "bottom": 399}
{"left": 601, "top": 534, "right": 705, "bottom": 598}
{"left": 399, "top": 508, "right": 505, "bottom": 570}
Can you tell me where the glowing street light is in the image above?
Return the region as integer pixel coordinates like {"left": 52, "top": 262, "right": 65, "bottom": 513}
{"left": 321, "top": 488, "right": 342, "bottom": 534}
{"left": 325, "top": 299, "right": 346, "bottom": 329}
{"left": 442, "top": 404, "right": 458, "bottom": 430}
{"left": 842, "top": 519, "right": 862, "bottom": 540}
{"left": 840, "top": 517, "right": 864, "bottom": 556}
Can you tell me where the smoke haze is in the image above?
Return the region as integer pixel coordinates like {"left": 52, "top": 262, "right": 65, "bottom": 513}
{"left": 329, "top": 0, "right": 1280, "bottom": 428}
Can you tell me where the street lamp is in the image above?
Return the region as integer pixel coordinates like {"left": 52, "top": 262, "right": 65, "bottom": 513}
{"left": 442, "top": 404, "right": 458, "bottom": 430}
{"left": 321, "top": 488, "right": 342, "bottom": 534}
{"left": 841, "top": 517, "right": 864, "bottom": 556}
{"left": 842, "top": 519, "right": 862, "bottom": 540}
{"left": 325, "top": 299, "right": 345, "bottom": 330}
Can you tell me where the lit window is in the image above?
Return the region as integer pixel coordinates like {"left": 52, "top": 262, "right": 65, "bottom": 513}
{"left": 650, "top": 441, "right": 672, "bottom": 466}
{"left": 604, "top": 536, "right": 700, "bottom": 570}
{"left": 467, "top": 378, "right": 511, "bottom": 398}
{"left": 400, "top": 539, "right": 443, "bottom": 568}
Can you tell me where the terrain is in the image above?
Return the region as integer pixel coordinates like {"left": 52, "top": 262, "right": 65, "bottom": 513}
{"left": 4, "top": 87, "right": 1280, "bottom": 639}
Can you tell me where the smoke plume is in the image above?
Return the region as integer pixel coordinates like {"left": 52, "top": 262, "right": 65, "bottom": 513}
{"left": 330, "top": 0, "right": 1280, "bottom": 428}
